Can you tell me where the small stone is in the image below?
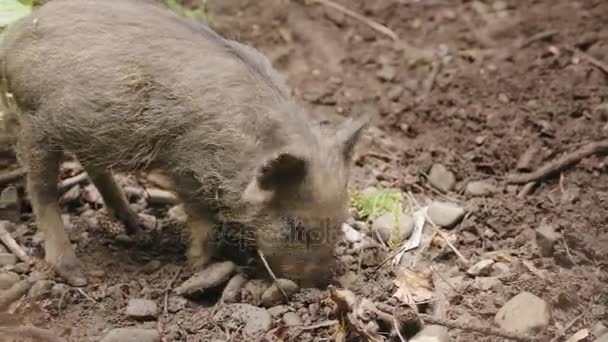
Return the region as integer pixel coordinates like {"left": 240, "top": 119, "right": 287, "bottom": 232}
{"left": 372, "top": 212, "right": 415, "bottom": 245}
{"left": 222, "top": 273, "right": 248, "bottom": 304}
{"left": 377, "top": 65, "right": 397, "bottom": 82}
{"left": 594, "top": 103, "right": 608, "bottom": 121}
{"left": 261, "top": 279, "right": 299, "bottom": 307}
{"left": 141, "top": 260, "right": 162, "bottom": 274}
{"left": 342, "top": 223, "right": 363, "bottom": 243}
{"left": 138, "top": 213, "right": 157, "bottom": 230}
{"left": 427, "top": 202, "right": 465, "bottom": 228}
{"left": 474, "top": 136, "right": 486, "bottom": 145}
{"left": 89, "top": 269, "right": 106, "bottom": 278}
{"left": 491, "top": 262, "right": 510, "bottom": 276}
{"left": 474, "top": 277, "right": 501, "bottom": 291}
{"left": 495, "top": 292, "right": 551, "bottom": 334}
{"left": 535, "top": 223, "right": 561, "bottom": 257}
{"left": 51, "top": 283, "right": 70, "bottom": 298}
{"left": 0, "top": 271, "right": 20, "bottom": 290}
{"left": 591, "top": 322, "right": 608, "bottom": 337}
{"left": 465, "top": 181, "right": 497, "bottom": 196}
{"left": 28, "top": 280, "right": 55, "bottom": 299}
{"left": 168, "top": 204, "right": 188, "bottom": 223}
{"left": 467, "top": 259, "right": 495, "bottom": 277}
{"left": 100, "top": 328, "right": 160, "bottom": 342}
{"left": 0, "top": 253, "right": 17, "bottom": 266}
{"left": 225, "top": 304, "right": 272, "bottom": 337}
{"left": 267, "top": 305, "right": 289, "bottom": 317}
{"left": 428, "top": 164, "right": 456, "bottom": 192}
{"left": 498, "top": 93, "right": 509, "bottom": 103}
{"left": 166, "top": 296, "right": 188, "bottom": 314}
{"left": 283, "top": 312, "right": 302, "bottom": 326}
{"left": 410, "top": 324, "right": 451, "bottom": 342}
{"left": 60, "top": 185, "right": 81, "bottom": 205}
{"left": 387, "top": 85, "right": 405, "bottom": 100}
{"left": 126, "top": 298, "right": 158, "bottom": 320}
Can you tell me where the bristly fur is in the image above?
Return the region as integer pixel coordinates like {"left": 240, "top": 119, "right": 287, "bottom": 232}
{"left": 0, "top": 0, "right": 368, "bottom": 287}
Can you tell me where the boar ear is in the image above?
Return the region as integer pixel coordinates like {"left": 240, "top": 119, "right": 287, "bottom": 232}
{"left": 333, "top": 114, "right": 370, "bottom": 161}
{"left": 242, "top": 152, "right": 308, "bottom": 204}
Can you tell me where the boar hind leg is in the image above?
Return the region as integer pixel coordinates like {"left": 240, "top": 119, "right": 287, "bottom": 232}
{"left": 183, "top": 206, "right": 215, "bottom": 271}
{"left": 18, "top": 138, "right": 87, "bottom": 286}
{"left": 83, "top": 167, "right": 141, "bottom": 236}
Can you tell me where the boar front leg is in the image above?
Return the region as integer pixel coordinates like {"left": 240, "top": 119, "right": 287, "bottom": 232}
{"left": 182, "top": 205, "right": 215, "bottom": 271}
{"left": 18, "top": 134, "right": 87, "bottom": 286}
{"left": 83, "top": 167, "right": 141, "bottom": 236}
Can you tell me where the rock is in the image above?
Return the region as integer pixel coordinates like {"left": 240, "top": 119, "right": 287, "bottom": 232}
{"left": 387, "top": 85, "right": 405, "bottom": 100}
{"left": 0, "top": 244, "right": 6, "bottom": 253}
{"left": 473, "top": 277, "right": 501, "bottom": 291}
{"left": 491, "top": 262, "right": 510, "bottom": 276}
{"left": 261, "top": 279, "right": 299, "bottom": 307}
{"left": 595, "top": 332, "right": 608, "bottom": 342}
{"left": 0, "top": 271, "right": 20, "bottom": 290}
{"left": 221, "top": 273, "right": 248, "bottom": 304}
{"left": 174, "top": 261, "right": 236, "bottom": 296}
{"left": 594, "top": 103, "right": 608, "bottom": 121}
{"left": 465, "top": 181, "right": 497, "bottom": 196}
{"left": 466, "top": 259, "right": 495, "bottom": 277}
{"left": 410, "top": 324, "right": 451, "bottom": 342}
{"left": 100, "top": 328, "right": 160, "bottom": 342}
{"left": 372, "top": 212, "right": 414, "bottom": 245}
{"left": 495, "top": 292, "right": 551, "bottom": 334}
{"left": 283, "top": 312, "right": 302, "bottom": 326}
{"left": 168, "top": 204, "right": 188, "bottom": 223}
{"left": 60, "top": 185, "right": 81, "bottom": 205}
{"left": 535, "top": 223, "right": 561, "bottom": 257}
{"left": 0, "top": 253, "right": 17, "bottom": 266}
{"left": 267, "top": 305, "right": 289, "bottom": 317}
{"left": 126, "top": 298, "right": 158, "bottom": 320}
{"left": 223, "top": 304, "right": 272, "bottom": 337}
{"left": 11, "top": 262, "right": 30, "bottom": 274}
{"left": 591, "top": 322, "right": 608, "bottom": 337}
{"left": 427, "top": 202, "right": 465, "bottom": 228}
{"left": 428, "top": 164, "right": 456, "bottom": 192}
{"left": 166, "top": 296, "right": 188, "bottom": 314}
{"left": 377, "top": 64, "right": 397, "bottom": 82}
{"left": 28, "top": 280, "right": 55, "bottom": 299}
{"left": 141, "top": 260, "right": 162, "bottom": 274}
{"left": 51, "top": 283, "right": 70, "bottom": 298}
{"left": 138, "top": 213, "right": 157, "bottom": 231}
{"left": 241, "top": 279, "right": 269, "bottom": 306}
{"left": 342, "top": 223, "right": 363, "bottom": 243}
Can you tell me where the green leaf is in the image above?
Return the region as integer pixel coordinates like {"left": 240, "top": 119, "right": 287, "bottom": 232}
{"left": 0, "top": 0, "right": 32, "bottom": 28}
{"left": 349, "top": 187, "right": 404, "bottom": 222}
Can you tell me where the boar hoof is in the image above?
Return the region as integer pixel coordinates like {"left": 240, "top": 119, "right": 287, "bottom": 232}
{"left": 53, "top": 255, "right": 88, "bottom": 287}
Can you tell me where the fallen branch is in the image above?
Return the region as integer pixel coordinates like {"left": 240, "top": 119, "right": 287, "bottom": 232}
{"left": 0, "top": 325, "right": 66, "bottom": 342}
{"left": 564, "top": 45, "right": 608, "bottom": 74}
{"left": 506, "top": 140, "right": 608, "bottom": 184}
{"left": 309, "top": 0, "right": 399, "bottom": 41}
{"left": 0, "top": 221, "right": 33, "bottom": 265}
{"left": 0, "top": 168, "right": 25, "bottom": 187}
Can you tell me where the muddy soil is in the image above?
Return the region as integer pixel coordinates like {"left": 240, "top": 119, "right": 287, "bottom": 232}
{"left": 1, "top": 0, "right": 607, "bottom": 341}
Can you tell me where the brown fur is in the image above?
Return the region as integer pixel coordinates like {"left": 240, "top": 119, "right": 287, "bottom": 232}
{"left": 0, "top": 0, "right": 368, "bottom": 287}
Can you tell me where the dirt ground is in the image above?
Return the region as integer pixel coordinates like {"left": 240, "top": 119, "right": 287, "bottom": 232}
{"left": 1, "top": 0, "right": 607, "bottom": 341}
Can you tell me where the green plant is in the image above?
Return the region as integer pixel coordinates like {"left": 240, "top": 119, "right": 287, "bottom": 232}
{"left": 349, "top": 187, "right": 404, "bottom": 222}
{"left": 0, "top": 0, "right": 33, "bottom": 28}
{"left": 163, "top": 0, "right": 209, "bottom": 22}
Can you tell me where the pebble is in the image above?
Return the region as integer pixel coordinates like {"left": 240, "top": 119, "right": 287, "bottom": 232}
{"left": 0, "top": 253, "right": 17, "bottom": 266}
{"left": 174, "top": 261, "right": 236, "bottom": 296}
{"left": 428, "top": 164, "right": 456, "bottom": 192}
{"left": 141, "top": 260, "right": 162, "bottom": 274}
{"left": 221, "top": 273, "right": 248, "bottom": 304}
{"left": 491, "top": 262, "right": 510, "bottom": 276}
{"left": 466, "top": 259, "right": 495, "bottom": 277}
{"left": 283, "top": 312, "right": 302, "bottom": 326}
{"left": 377, "top": 64, "right": 397, "bottom": 82}
{"left": 166, "top": 296, "right": 188, "bottom": 314}
{"left": 28, "top": 280, "right": 55, "bottom": 299}
{"left": 223, "top": 304, "right": 272, "bottom": 337}
{"left": 473, "top": 277, "right": 501, "bottom": 291}
{"left": 342, "top": 223, "right": 363, "bottom": 243}
{"left": 387, "top": 85, "right": 405, "bottom": 100}
{"left": 51, "top": 283, "right": 70, "bottom": 298}
{"left": 591, "top": 322, "right": 608, "bottom": 337}
{"left": 372, "top": 212, "right": 414, "bottom": 245}
{"left": 495, "top": 292, "right": 551, "bottom": 334}
{"left": 535, "top": 223, "right": 561, "bottom": 257}
{"left": 126, "top": 298, "right": 158, "bottom": 320}
{"left": 410, "top": 324, "right": 451, "bottom": 342}
{"left": 465, "top": 181, "right": 497, "bottom": 196}
{"left": 427, "top": 202, "right": 465, "bottom": 228}
{"left": 100, "top": 328, "right": 160, "bottom": 342}
{"left": 0, "top": 271, "right": 20, "bottom": 290}
{"left": 261, "top": 279, "right": 299, "bottom": 307}
{"left": 267, "top": 305, "right": 289, "bottom": 317}
{"left": 138, "top": 213, "right": 157, "bottom": 231}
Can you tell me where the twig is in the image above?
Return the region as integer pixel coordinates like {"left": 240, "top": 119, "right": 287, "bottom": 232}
{"left": 0, "top": 221, "right": 33, "bottom": 265}
{"left": 257, "top": 249, "right": 288, "bottom": 301}
{"left": 506, "top": 140, "right": 608, "bottom": 184}
{"left": 408, "top": 192, "right": 468, "bottom": 265}
{"left": 58, "top": 172, "right": 88, "bottom": 192}
{"left": 564, "top": 45, "right": 608, "bottom": 74}
{"left": 517, "top": 181, "right": 537, "bottom": 198}
{"left": 0, "top": 168, "right": 25, "bottom": 186}
{"left": 417, "top": 59, "right": 442, "bottom": 103}
{"left": 0, "top": 325, "right": 66, "bottom": 342}
{"left": 418, "top": 314, "right": 533, "bottom": 342}
{"left": 393, "top": 315, "right": 406, "bottom": 342}
{"left": 76, "top": 288, "right": 97, "bottom": 304}
{"left": 518, "top": 30, "right": 558, "bottom": 49}
{"left": 309, "top": 0, "right": 398, "bottom": 41}
{"left": 549, "top": 311, "right": 585, "bottom": 342}
{"left": 164, "top": 266, "right": 183, "bottom": 315}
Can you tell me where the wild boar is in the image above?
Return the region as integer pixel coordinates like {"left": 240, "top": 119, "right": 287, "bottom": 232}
{"left": 0, "top": 0, "right": 368, "bottom": 287}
